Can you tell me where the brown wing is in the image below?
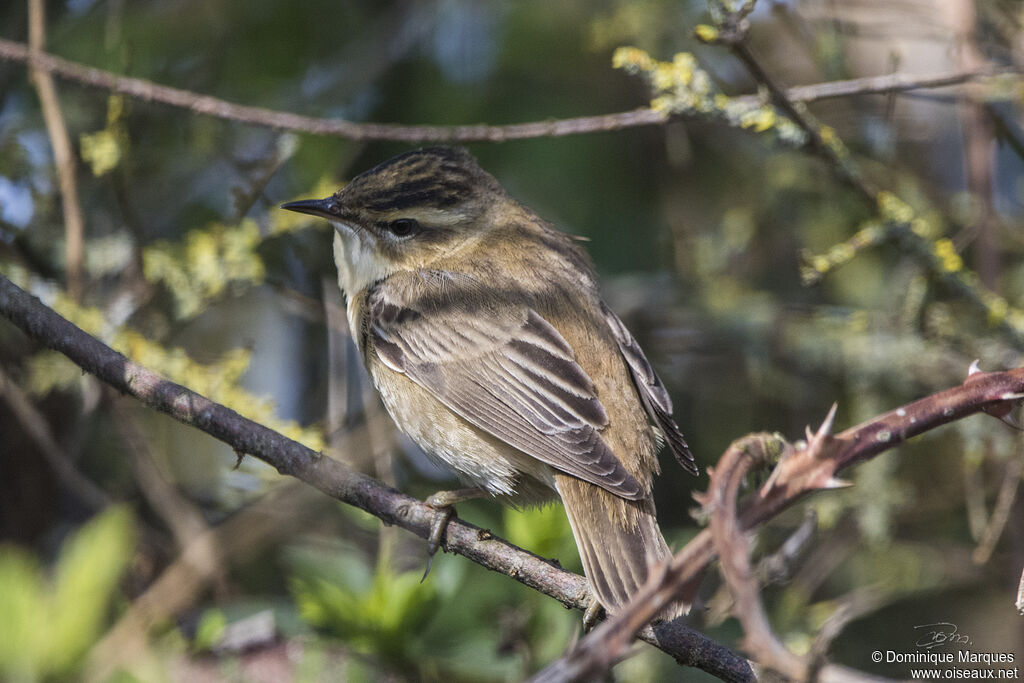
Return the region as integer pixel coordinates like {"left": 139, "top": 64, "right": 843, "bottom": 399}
{"left": 366, "top": 282, "right": 644, "bottom": 500}
{"left": 600, "top": 301, "right": 698, "bottom": 476}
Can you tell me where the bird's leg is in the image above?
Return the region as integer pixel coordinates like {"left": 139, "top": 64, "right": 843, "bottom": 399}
{"left": 421, "top": 487, "right": 488, "bottom": 580}
{"left": 581, "top": 598, "right": 605, "bottom": 632}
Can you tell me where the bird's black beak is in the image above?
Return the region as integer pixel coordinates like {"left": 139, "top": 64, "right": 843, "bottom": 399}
{"left": 280, "top": 197, "right": 336, "bottom": 219}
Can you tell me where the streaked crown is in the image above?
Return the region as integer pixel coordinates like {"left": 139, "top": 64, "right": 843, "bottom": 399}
{"left": 341, "top": 146, "right": 502, "bottom": 214}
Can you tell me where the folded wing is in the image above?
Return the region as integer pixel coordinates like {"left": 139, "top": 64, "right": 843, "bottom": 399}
{"left": 367, "top": 281, "right": 645, "bottom": 500}
{"left": 600, "top": 301, "right": 698, "bottom": 476}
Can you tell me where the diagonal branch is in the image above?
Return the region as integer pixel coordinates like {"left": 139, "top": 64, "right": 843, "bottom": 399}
{"left": 0, "top": 273, "right": 751, "bottom": 682}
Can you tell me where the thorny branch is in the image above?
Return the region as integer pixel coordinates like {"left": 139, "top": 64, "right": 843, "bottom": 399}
{"left": 0, "top": 274, "right": 752, "bottom": 683}
{"left": 0, "top": 37, "right": 1002, "bottom": 143}
{"left": 532, "top": 373, "right": 1024, "bottom": 681}
{"left": 708, "top": 435, "right": 810, "bottom": 681}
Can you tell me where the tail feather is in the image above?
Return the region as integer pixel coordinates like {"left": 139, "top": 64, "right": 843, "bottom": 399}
{"left": 555, "top": 474, "right": 691, "bottom": 619}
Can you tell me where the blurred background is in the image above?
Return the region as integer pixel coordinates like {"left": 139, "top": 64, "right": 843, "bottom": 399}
{"left": 1, "top": 0, "right": 1023, "bottom": 680}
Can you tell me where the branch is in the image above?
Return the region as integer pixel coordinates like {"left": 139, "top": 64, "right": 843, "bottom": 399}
{"left": 708, "top": 435, "right": 807, "bottom": 680}
{"left": 784, "top": 68, "right": 998, "bottom": 103}
{"left": 26, "top": 2, "right": 85, "bottom": 300}
{"left": 534, "top": 370, "right": 1024, "bottom": 681}
{"left": 0, "top": 37, "right": 1001, "bottom": 143}
{"left": 0, "top": 273, "right": 751, "bottom": 682}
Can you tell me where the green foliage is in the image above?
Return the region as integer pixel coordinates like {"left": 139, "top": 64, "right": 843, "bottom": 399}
{"left": 80, "top": 97, "right": 129, "bottom": 178}
{"left": 0, "top": 507, "right": 135, "bottom": 681}
{"left": 613, "top": 46, "right": 807, "bottom": 144}
{"left": 192, "top": 608, "right": 228, "bottom": 653}
{"left": 503, "top": 503, "right": 581, "bottom": 572}
{"left": 290, "top": 555, "right": 440, "bottom": 664}
{"left": 143, "top": 220, "right": 266, "bottom": 320}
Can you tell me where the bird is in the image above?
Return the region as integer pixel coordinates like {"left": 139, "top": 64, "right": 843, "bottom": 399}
{"left": 282, "top": 146, "right": 698, "bottom": 619}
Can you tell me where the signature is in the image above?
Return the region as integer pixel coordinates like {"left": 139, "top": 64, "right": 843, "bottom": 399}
{"left": 914, "top": 622, "right": 972, "bottom": 649}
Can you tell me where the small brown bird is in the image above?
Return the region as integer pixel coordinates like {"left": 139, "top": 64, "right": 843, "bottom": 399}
{"left": 282, "top": 147, "right": 698, "bottom": 617}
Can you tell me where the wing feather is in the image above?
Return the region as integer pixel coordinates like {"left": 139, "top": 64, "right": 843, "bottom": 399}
{"left": 368, "top": 284, "right": 643, "bottom": 499}
{"left": 600, "top": 301, "right": 698, "bottom": 476}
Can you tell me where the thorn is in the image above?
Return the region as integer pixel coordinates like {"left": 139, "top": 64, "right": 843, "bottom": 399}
{"left": 821, "top": 477, "right": 852, "bottom": 489}
{"left": 233, "top": 450, "right": 246, "bottom": 469}
{"left": 1002, "top": 415, "right": 1024, "bottom": 430}
{"left": 982, "top": 392, "right": 1024, "bottom": 429}
{"left": 807, "top": 403, "right": 838, "bottom": 459}
{"left": 992, "top": 411, "right": 1024, "bottom": 431}
{"left": 762, "top": 463, "right": 783, "bottom": 494}
{"left": 968, "top": 359, "right": 982, "bottom": 376}
{"left": 817, "top": 403, "right": 838, "bottom": 439}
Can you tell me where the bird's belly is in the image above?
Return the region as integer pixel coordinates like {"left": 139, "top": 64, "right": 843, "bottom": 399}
{"left": 372, "top": 367, "right": 557, "bottom": 501}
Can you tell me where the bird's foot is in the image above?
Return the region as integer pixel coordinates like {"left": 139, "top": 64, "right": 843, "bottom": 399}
{"left": 421, "top": 487, "right": 487, "bottom": 581}
{"left": 582, "top": 598, "right": 605, "bottom": 632}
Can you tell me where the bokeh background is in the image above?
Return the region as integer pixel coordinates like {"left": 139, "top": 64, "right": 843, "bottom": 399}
{"left": 1, "top": 0, "right": 1023, "bottom": 680}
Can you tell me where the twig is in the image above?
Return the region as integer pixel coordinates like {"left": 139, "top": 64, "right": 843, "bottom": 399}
{"left": 0, "top": 37, "right": 1003, "bottom": 143}
{"left": 784, "top": 67, "right": 997, "bottom": 103}
{"left": 805, "top": 589, "right": 886, "bottom": 681}
{"left": 971, "top": 453, "right": 1023, "bottom": 564}
{"left": 710, "top": 4, "right": 876, "bottom": 203}
{"left": 112, "top": 400, "right": 223, "bottom": 574}
{"left": 949, "top": 0, "right": 998, "bottom": 287}
{"left": 0, "top": 273, "right": 750, "bottom": 682}
{"left": 758, "top": 509, "right": 817, "bottom": 586}
{"left": 0, "top": 364, "right": 111, "bottom": 510}
{"left": 26, "top": 1, "right": 85, "bottom": 301}
{"left": 708, "top": 3, "right": 1024, "bottom": 350}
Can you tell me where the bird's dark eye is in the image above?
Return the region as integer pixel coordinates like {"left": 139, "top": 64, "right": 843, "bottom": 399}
{"left": 387, "top": 218, "right": 420, "bottom": 237}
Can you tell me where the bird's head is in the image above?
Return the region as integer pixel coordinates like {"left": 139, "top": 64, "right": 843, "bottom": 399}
{"left": 282, "top": 146, "right": 504, "bottom": 294}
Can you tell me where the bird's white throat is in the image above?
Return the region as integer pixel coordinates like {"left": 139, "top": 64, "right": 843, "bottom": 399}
{"left": 332, "top": 225, "right": 395, "bottom": 297}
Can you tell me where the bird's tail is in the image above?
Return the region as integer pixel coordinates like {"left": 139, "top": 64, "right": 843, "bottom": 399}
{"left": 555, "top": 473, "right": 695, "bottom": 619}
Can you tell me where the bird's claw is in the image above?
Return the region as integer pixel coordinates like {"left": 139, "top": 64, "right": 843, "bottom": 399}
{"left": 421, "top": 503, "right": 457, "bottom": 582}
{"left": 419, "top": 488, "right": 486, "bottom": 582}
{"left": 582, "top": 598, "right": 605, "bottom": 632}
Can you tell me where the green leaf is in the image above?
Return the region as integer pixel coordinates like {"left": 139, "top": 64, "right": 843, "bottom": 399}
{"left": 290, "top": 563, "right": 439, "bottom": 663}
{"left": 0, "top": 548, "right": 47, "bottom": 681}
{"left": 193, "top": 609, "right": 227, "bottom": 652}
{"left": 49, "top": 506, "right": 136, "bottom": 676}
{"left": 0, "top": 507, "right": 135, "bottom": 681}
{"left": 503, "top": 503, "right": 579, "bottom": 571}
